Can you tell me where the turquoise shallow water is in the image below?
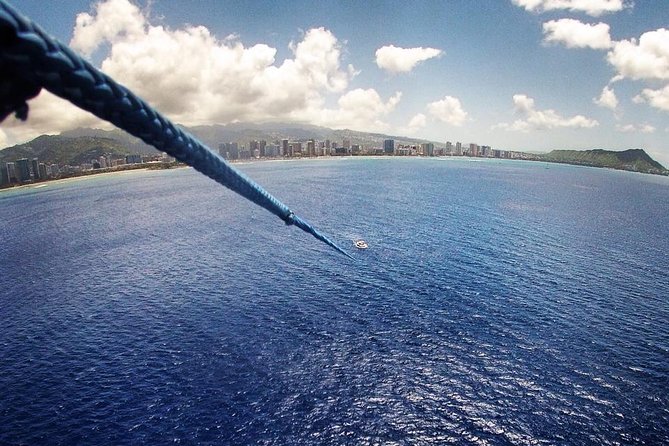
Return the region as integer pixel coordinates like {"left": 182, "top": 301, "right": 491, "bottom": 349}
{"left": 1, "top": 158, "right": 668, "bottom": 445}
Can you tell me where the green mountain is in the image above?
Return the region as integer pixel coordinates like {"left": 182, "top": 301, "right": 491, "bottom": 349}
{"left": 0, "top": 123, "right": 437, "bottom": 166}
{"left": 0, "top": 134, "right": 135, "bottom": 166}
{"left": 538, "top": 149, "right": 667, "bottom": 175}
{"left": 59, "top": 127, "right": 159, "bottom": 155}
{"left": 186, "top": 122, "right": 434, "bottom": 149}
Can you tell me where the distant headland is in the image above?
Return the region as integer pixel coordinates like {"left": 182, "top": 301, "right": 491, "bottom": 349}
{"left": 532, "top": 149, "right": 667, "bottom": 175}
{"left": 1, "top": 123, "right": 667, "bottom": 188}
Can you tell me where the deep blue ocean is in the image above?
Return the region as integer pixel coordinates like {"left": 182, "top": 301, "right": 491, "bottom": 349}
{"left": 1, "top": 158, "right": 668, "bottom": 445}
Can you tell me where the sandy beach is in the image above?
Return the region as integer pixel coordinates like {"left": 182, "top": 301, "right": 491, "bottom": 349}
{"left": 0, "top": 167, "right": 164, "bottom": 193}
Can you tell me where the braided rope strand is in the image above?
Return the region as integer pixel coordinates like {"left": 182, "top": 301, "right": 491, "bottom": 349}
{"left": 0, "top": 0, "right": 352, "bottom": 259}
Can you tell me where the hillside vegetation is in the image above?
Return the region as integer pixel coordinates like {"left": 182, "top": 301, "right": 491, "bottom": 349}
{"left": 538, "top": 149, "right": 667, "bottom": 174}
{"left": 0, "top": 135, "right": 134, "bottom": 165}
{"left": 0, "top": 123, "right": 437, "bottom": 166}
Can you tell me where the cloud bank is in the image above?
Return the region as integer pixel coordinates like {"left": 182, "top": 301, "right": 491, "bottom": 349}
{"left": 512, "top": 0, "right": 629, "bottom": 16}
{"left": 2, "top": 0, "right": 408, "bottom": 146}
{"left": 495, "top": 94, "right": 598, "bottom": 131}
{"left": 73, "top": 0, "right": 352, "bottom": 126}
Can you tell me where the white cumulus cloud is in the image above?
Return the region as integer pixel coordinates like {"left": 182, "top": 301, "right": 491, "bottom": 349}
{"left": 308, "top": 89, "right": 402, "bottom": 132}
{"left": 400, "top": 113, "right": 428, "bottom": 135}
{"left": 1, "top": 0, "right": 421, "bottom": 145}
{"left": 495, "top": 94, "right": 598, "bottom": 131}
{"left": 87, "top": 13, "right": 353, "bottom": 126}
{"left": 408, "top": 113, "right": 427, "bottom": 129}
{"left": 512, "top": 0, "right": 629, "bottom": 16}
{"left": 543, "top": 19, "right": 612, "bottom": 49}
{"left": 70, "top": 0, "right": 146, "bottom": 56}
{"left": 607, "top": 28, "right": 669, "bottom": 81}
{"left": 427, "top": 96, "right": 468, "bottom": 126}
{"left": 593, "top": 85, "right": 618, "bottom": 109}
{"left": 1, "top": 91, "right": 110, "bottom": 147}
{"left": 633, "top": 84, "right": 669, "bottom": 111}
{"left": 375, "top": 45, "right": 442, "bottom": 73}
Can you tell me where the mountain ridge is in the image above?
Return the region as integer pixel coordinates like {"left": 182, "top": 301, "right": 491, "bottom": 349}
{"left": 1, "top": 125, "right": 666, "bottom": 176}
{"left": 0, "top": 123, "right": 439, "bottom": 166}
{"left": 0, "top": 134, "right": 134, "bottom": 166}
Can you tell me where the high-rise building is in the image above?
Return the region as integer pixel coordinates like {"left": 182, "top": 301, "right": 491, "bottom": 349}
{"left": 249, "top": 140, "right": 260, "bottom": 155}
{"left": 31, "top": 158, "right": 39, "bottom": 180}
{"left": 420, "top": 143, "right": 434, "bottom": 157}
{"left": 6, "top": 162, "right": 17, "bottom": 183}
{"left": 455, "top": 142, "right": 462, "bottom": 156}
{"left": 238, "top": 145, "right": 251, "bottom": 159}
{"left": 265, "top": 144, "right": 279, "bottom": 157}
{"left": 307, "top": 139, "right": 315, "bottom": 157}
{"left": 16, "top": 158, "right": 30, "bottom": 182}
{"left": 0, "top": 163, "right": 8, "bottom": 185}
{"left": 221, "top": 142, "right": 240, "bottom": 159}
{"left": 469, "top": 143, "right": 479, "bottom": 157}
{"left": 125, "top": 154, "right": 142, "bottom": 164}
{"left": 383, "top": 139, "right": 395, "bottom": 155}
{"left": 38, "top": 163, "right": 48, "bottom": 179}
{"left": 281, "top": 139, "right": 289, "bottom": 157}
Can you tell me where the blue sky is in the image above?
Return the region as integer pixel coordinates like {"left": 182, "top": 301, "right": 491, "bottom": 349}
{"left": 4, "top": 0, "right": 669, "bottom": 165}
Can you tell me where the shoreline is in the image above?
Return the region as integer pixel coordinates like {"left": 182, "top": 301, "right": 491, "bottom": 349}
{"left": 2, "top": 155, "right": 666, "bottom": 194}
{"left": 0, "top": 166, "right": 181, "bottom": 193}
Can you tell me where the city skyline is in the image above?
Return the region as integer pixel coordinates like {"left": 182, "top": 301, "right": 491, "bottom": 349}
{"left": 0, "top": 134, "right": 508, "bottom": 187}
{"left": 1, "top": 0, "right": 668, "bottom": 165}
{"left": 6, "top": 129, "right": 661, "bottom": 189}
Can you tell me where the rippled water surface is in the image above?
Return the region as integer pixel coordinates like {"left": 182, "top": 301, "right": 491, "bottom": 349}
{"left": 1, "top": 158, "right": 668, "bottom": 445}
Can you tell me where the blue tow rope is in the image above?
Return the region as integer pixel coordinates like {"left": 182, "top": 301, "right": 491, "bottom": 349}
{"left": 0, "top": 0, "right": 352, "bottom": 259}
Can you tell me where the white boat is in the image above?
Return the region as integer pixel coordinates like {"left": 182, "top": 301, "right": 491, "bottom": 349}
{"left": 354, "top": 240, "right": 368, "bottom": 249}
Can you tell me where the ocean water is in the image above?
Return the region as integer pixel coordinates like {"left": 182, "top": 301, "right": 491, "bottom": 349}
{"left": 1, "top": 158, "right": 668, "bottom": 445}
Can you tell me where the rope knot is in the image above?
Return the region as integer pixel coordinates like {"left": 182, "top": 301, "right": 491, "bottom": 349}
{"left": 0, "top": 68, "right": 41, "bottom": 122}
{"left": 282, "top": 211, "right": 295, "bottom": 226}
{"left": 0, "top": 23, "right": 42, "bottom": 122}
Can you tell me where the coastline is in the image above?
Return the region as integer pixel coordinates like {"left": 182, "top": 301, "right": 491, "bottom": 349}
{"left": 2, "top": 154, "right": 667, "bottom": 195}
{"left": 0, "top": 166, "right": 183, "bottom": 193}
